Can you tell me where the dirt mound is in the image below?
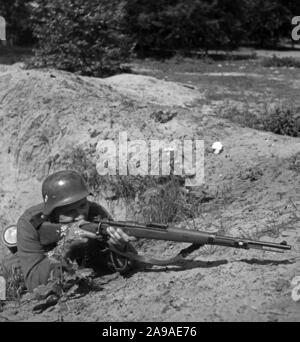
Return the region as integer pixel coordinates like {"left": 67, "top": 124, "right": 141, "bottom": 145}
{"left": 100, "top": 73, "right": 203, "bottom": 107}
{"left": 0, "top": 66, "right": 208, "bottom": 179}
{"left": 0, "top": 64, "right": 214, "bottom": 253}
{"left": 0, "top": 63, "right": 300, "bottom": 321}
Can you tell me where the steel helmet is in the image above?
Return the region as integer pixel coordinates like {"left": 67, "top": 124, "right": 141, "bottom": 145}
{"left": 42, "top": 170, "right": 90, "bottom": 216}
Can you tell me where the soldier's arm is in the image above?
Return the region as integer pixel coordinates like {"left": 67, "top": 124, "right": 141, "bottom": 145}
{"left": 38, "top": 222, "right": 66, "bottom": 246}
{"left": 17, "top": 218, "right": 64, "bottom": 291}
{"left": 87, "top": 202, "right": 138, "bottom": 273}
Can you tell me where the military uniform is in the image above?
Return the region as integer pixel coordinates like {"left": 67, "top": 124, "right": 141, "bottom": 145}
{"left": 17, "top": 201, "right": 121, "bottom": 291}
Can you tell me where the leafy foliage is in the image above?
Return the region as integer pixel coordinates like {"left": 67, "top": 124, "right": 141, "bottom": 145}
{"left": 123, "top": 0, "right": 300, "bottom": 56}
{"left": 243, "top": 0, "right": 292, "bottom": 47}
{"left": 262, "top": 106, "right": 300, "bottom": 137}
{"left": 2, "top": 0, "right": 300, "bottom": 62}
{"left": 2, "top": 1, "right": 300, "bottom": 67}
{"left": 124, "top": 0, "right": 247, "bottom": 56}
{"left": 29, "top": 0, "right": 131, "bottom": 77}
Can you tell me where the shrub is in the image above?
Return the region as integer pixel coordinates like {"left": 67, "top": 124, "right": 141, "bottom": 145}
{"left": 29, "top": 0, "right": 131, "bottom": 77}
{"left": 261, "top": 106, "right": 300, "bottom": 137}
{"left": 0, "top": 257, "right": 26, "bottom": 302}
{"left": 262, "top": 55, "right": 300, "bottom": 68}
{"left": 220, "top": 103, "right": 300, "bottom": 138}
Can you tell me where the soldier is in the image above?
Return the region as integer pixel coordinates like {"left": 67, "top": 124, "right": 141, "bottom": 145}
{"left": 16, "top": 170, "right": 136, "bottom": 291}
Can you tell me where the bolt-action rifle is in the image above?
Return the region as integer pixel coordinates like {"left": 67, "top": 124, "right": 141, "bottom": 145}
{"left": 79, "top": 220, "right": 292, "bottom": 266}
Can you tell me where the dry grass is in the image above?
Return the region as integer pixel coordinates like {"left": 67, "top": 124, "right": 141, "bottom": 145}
{"left": 136, "top": 177, "right": 193, "bottom": 224}
{"left": 219, "top": 102, "right": 300, "bottom": 138}
{"left": 262, "top": 106, "right": 300, "bottom": 137}
{"left": 288, "top": 153, "right": 300, "bottom": 173}
{"left": 262, "top": 55, "right": 300, "bottom": 68}
{"left": 0, "top": 258, "right": 26, "bottom": 303}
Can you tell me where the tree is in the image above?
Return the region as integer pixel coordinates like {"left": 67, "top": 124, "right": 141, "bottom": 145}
{"left": 124, "top": 0, "right": 248, "bottom": 56}
{"left": 243, "top": 0, "right": 292, "bottom": 47}
{"left": 30, "top": 0, "right": 131, "bottom": 77}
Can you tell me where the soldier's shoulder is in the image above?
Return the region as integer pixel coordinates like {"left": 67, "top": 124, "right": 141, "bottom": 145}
{"left": 18, "top": 203, "right": 45, "bottom": 225}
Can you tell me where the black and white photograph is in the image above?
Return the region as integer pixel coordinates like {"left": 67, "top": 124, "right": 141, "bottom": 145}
{"left": 0, "top": 0, "right": 299, "bottom": 324}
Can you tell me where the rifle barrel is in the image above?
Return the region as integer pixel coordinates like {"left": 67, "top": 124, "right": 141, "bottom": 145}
{"left": 81, "top": 220, "right": 291, "bottom": 253}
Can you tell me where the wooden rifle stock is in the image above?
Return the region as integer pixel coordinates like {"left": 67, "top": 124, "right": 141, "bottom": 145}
{"left": 79, "top": 220, "right": 291, "bottom": 254}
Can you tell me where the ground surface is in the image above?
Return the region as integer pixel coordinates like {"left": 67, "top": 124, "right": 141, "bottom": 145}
{"left": 0, "top": 49, "right": 299, "bottom": 321}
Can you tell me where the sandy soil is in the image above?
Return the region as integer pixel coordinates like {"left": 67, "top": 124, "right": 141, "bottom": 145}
{"left": 0, "top": 62, "right": 299, "bottom": 322}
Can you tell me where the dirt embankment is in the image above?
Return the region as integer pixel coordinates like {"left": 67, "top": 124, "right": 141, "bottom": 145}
{"left": 0, "top": 63, "right": 299, "bottom": 321}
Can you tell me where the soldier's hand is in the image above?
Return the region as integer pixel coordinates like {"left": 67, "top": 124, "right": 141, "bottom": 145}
{"left": 55, "top": 220, "right": 96, "bottom": 262}
{"left": 106, "top": 226, "right": 136, "bottom": 250}
{"left": 63, "top": 220, "right": 96, "bottom": 243}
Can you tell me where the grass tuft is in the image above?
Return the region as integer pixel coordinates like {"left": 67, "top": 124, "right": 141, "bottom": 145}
{"left": 219, "top": 103, "right": 300, "bottom": 138}
{"left": 262, "top": 55, "right": 300, "bottom": 68}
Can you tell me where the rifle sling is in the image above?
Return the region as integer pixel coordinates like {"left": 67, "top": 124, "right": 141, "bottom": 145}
{"left": 108, "top": 243, "right": 203, "bottom": 266}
